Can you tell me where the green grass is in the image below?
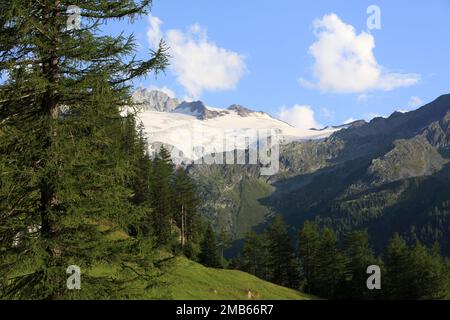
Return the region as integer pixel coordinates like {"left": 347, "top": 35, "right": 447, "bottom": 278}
{"left": 9, "top": 219, "right": 310, "bottom": 300}
{"left": 86, "top": 256, "right": 312, "bottom": 300}
{"left": 159, "top": 256, "right": 312, "bottom": 300}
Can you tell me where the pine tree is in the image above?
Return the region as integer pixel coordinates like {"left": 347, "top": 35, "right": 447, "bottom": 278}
{"left": 125, "top": 119, "right": 154, "bottom": 237}
{"left": 384, "top": 233, "right": 411, "bottom": 299}
{"left": 298, "top": 221, "right": 322, "bottom": 294}
{"left": 150, "top": 146, "right": 175, "bottom": 246}
{"left": 313, "top": 228, "right": 349, "bottom": 299}
{"left": 173, "top": 166, "right": 199, "bottom": 251}
{"left": 0, "top": 0, "right": 168, "bottom": 299}
{"left": 407, "top": 242, "right": 448, "bottom": 299}
{"left": 343, "top": 230, "right": 380, "bottom": 299}
{"left": 385, "top": 235, "right": 449, "bottom": 299}
{"left": 129, "top": 122, "right": 153, "bottom": 206}
{"left": 298, "top": 222, "right": 350, "bottom": 299}
{"left": 199, "top": 225, "right": 221, "bottom": 268}
{"left": 265, "top": 216, "right": 299, "bottom": 288}
{"left": 239, "top": 231, "right": 269, "bottom": 280}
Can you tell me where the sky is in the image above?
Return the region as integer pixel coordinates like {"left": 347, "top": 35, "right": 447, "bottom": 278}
{"left": 103, "top": 0, "right": 449, "bottom": 127}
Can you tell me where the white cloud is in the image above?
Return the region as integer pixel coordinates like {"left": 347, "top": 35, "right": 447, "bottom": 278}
{"left": 277, "top": 105, "right": 322, "bottom": 129}
{"left": 344, "top": 117, "right": 356, "bottom": 124}
{"left": 300, "top": 14, "right": 420, "bottom": 93}
{"left": 147, "top": 16, "right": 247, "bottom": 99}
{"left": 408, "top": 96, "right": 423, "bottom": 108}
{"left": 357, "top": 94, "right": 369, "bottom": 103}
{"left": 147, "top": 15, "right": 163, "bottom": 48}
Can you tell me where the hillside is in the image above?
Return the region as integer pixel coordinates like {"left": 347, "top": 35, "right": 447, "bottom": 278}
{"left": 88, "top": 255, "right": 311, "bottom": 300}
{"left": 88, "top": 224, "right": 310, "bottom": 300}
{"left": 159, "top": 257, "right": 312, "bottom": 300}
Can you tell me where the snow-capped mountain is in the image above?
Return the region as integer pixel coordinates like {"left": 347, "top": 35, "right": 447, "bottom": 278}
{"left": 172, "top": 101, "right": 275, "bottom": 121}
{"left": 173, "top": 101, "right": 228, "bottom": 120}
{"left": 132, "top": 88, "right": 180, "bottom": 112}
{"left": 132, "top": 89, "right": 342, "bottom": 163}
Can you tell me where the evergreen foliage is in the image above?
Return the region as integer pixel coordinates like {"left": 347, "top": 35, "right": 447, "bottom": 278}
{"left": 238, "top": 231, "right": 269, "bottom": 280}
{"left": 384, "top": 235, "right": 449, "bottom": 299}
{"left": 265, "top": 216, "right": 299, "bottom": 288}
{"left": 199, "top": 225, "right": 221, "bottom": 268}
{"left": 237, "top": 219, "right": 450, "bottom": 300}
{"left": 149, "top": 146, "right": 174, "bottom": 246}
{"left": 173, "top": 167, "right": 199, "bottom": 250}
{"left": 0, "top": 0, "right": 169, "bottom": 299}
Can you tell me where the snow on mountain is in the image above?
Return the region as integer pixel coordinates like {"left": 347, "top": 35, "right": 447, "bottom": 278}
{"left": 132, "top": 89, "right": 341, "bottom": 163}
{"left": 311, "top": 119, "right": 367, "bottom": 132}
{"left": 173, "top": 101, "right": 229, "bottom": 120}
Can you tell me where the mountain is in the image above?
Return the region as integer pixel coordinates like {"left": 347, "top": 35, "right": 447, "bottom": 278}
{"left": 173, "top": 101, "right": 228, "bottom": 120}
{"left": 133, "top": 89, "right": 450, "bottom": 256}
{"left": 132, "top": 88, "right": 180, "bottom": 112}
{"left": 133, "top": 89, "right": 341, "bottom": 164}
{"left": 311, "top": 120, "right": 367, "bottom": 131}
{"left": 188, "top": 94, "right": 450, "bottom": 256}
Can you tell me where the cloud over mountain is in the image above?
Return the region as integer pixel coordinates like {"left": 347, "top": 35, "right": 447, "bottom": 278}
{"left": 300, "top": 14, "right": 420, "bottom": 93}
{"left": 277, "top": 105, "right": 322, "bottom": 129}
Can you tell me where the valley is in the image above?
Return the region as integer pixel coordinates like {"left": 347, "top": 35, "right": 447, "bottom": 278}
{"left": 135, "top": 90, "right": 450, "bottom": 256}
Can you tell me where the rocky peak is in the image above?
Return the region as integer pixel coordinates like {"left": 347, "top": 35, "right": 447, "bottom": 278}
{"left": 132, "top": 88, "right": 180, "bottom": 112}
{"left": 173, "top": 101, "right": 228, "bottom": 120}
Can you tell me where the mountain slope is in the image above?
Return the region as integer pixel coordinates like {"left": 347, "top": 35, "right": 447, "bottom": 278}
{"left": 159, "top": 257, "right": 312, "bottom": 300}
{"left": 132, "top": 89, "right": 450, "bottom": 255}
{"left": 189, "top": 94, "right": 450, "bottom": 255}
{"left": 78, "top": 221, "right": 311, "bottom": 300}
{"left": 90, "top": 256, "right": 312, "bottom": 300}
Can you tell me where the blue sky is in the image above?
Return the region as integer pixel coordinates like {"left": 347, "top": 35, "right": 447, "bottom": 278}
{"left": 113, "top": 0, "right": 449, "bottom": 127}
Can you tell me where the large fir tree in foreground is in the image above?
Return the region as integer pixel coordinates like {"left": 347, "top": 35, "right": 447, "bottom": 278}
{"left": 0, "top": 0, "right": 168, "bottom": 299}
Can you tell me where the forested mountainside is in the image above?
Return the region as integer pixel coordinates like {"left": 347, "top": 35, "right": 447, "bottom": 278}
{"left": 189, "top": 94, "right": 450, "bottom": 255}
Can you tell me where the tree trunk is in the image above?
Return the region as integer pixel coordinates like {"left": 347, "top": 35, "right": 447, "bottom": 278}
{"left": 181, "top": 205, "right": 185, "bottom": 247}
{"left": 39, "top": 1, "right": 61, "bottom": 257}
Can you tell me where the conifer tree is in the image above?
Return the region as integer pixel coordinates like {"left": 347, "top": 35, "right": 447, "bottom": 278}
{"left": 0, "top": 0, "right": 168, "bottom": 298}
{"left": 383, "top": 233, "right": 410, "bottom": 299}
{"left": 266, "top": 216, "right": 299, "bottom": 288}
{"left": 298, "top": 221, "right": 322, "bottom": 294}
{"left": 239, "top": 231, "right": 269, "bottom": 280}
{"left": 125, "top": 120, "right": 154, "bottom": 237}
{"left": 343, "top": 230, "right": 380, "bottom": 299}
{"left": 199, "top": 225, "right": 221, "bottom": 268}
{"left": 298, "top": 223, "right": 350, "bottom": 298}
{"left": 385, "top": 235, "right": 449, "bottom": 299}
{"left": 129, "top": 122, "right": 153, "bottom": 206}
{"left": 407, "top": 242, "right": 448, "bottom": 299}
{"left": 312, "top": 228, "right": 349, "bottom": 299}
{"left": 150, "top": 146, "right": 174, "bottom": 245}
{"left": 173, "top": 166, "right": 199, "bottom": 249}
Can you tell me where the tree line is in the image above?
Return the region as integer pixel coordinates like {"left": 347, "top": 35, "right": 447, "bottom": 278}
{"left": 128, "top": 136, "right": 220, "bottom": 264}
{"left": 235, "top": 216, "right": 450, "bottom": 300}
